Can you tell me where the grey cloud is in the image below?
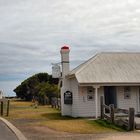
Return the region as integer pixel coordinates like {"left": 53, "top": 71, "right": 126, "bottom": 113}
{"left": 1, "top": 0, "right": 140, "bottom": 95}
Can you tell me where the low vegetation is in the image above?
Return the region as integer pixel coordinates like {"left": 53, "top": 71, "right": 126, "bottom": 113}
{"left": 5, "top": 100, "right": 125, "bottom": 134}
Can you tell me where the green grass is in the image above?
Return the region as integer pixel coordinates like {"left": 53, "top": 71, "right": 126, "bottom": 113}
{"left": 5, "top": 100, "right": 125, "bottom": 134}
{"left": 90, "top": 119, "right": 126, "bottom": 132}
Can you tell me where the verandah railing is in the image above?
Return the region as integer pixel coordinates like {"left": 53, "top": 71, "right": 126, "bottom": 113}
{"left": 100, "top": 96, "right": 135, "bottom": 131}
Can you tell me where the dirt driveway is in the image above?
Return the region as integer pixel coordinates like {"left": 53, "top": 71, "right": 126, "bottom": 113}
{"left": 7, "top": 101, "right": 140, "bottom": 140}
{"left": 99, "top": 133, "right": 140, "bottom": 140}
{"left": 10, "top": 123, "right": 140, "bottom": 140}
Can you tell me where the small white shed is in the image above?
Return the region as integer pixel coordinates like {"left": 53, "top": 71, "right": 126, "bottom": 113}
{"left": 60, "top": 47, "right": 140, "bottom": 118}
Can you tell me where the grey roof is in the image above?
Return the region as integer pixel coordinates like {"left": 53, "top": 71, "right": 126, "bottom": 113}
{"left": 68, "top": 52, "right": 140, "bottom": 84}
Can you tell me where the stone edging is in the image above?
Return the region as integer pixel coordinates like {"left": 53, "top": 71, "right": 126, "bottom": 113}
{"left": 0, "top": 117, "right": 27, "bottom": 140}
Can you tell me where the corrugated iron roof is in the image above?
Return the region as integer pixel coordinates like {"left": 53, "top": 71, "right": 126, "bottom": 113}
{"left": 68, "top": 52, "right": 140, "bottom": 84}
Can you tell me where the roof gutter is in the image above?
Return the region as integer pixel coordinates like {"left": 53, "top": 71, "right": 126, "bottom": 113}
{"left": 79, "top": 82, "right": 140, "bottom": 86}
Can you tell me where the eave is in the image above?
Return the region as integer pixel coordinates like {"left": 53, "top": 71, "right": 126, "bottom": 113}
{"left": 78, "top": 82, "right": 140, "bottom": 87}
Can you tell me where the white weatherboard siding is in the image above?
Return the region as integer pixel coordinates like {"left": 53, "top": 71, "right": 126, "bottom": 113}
{"left": 78, "top": 86, "right": 95, "bottom": 117}
{"left": 69, "top": 78, "right": 79, "bottom": 117}
{"left": 117, "top": 86, "right": 139, "bottom": 113}
{"left": 72, "top": 86, "right": 104, "bottom": 117}
{"left": 61, "top": 78, "right": 72, "bottom": 116}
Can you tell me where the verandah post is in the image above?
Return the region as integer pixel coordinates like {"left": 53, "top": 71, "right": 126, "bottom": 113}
{"left": 100, "top": 96, "right": 104, "bottom": 119}
{"left": 7, "top": 100, "right": 10, "bottom": 116}
{"left": 93, "top": 85, "right": 100, "bottom": 119}
{"left": 110, "top": 104, "right": 114, "bottom": 123}
{"left": 1, "top": 101, "right": 3, "bottom": 116}
{"left": 128, "top": 108, "right": 135, "bottom": 131}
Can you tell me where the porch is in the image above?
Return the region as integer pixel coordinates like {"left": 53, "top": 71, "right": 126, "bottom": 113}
{"left": 100, "top": 96, "right": 140, "bottom": 130}
{"left": 92, "top": 85, "right": 140, "bottom": 119}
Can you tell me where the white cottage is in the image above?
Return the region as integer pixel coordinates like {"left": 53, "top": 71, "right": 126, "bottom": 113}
{"left": 60, "top": 46, "right": 140, "bottom": 118}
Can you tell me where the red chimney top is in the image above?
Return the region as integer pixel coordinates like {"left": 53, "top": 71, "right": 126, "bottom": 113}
{"left": 61, "top": 46, "right": 69, "bottom": 50}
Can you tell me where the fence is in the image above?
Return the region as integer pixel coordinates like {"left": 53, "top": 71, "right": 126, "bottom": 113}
{"left": 0, "top": 99, "right": 10, "bottom": 116}
{"left": 51, "top": 97, "right": 61, "bottom": 109}
{"left": 100, "top": 96, "right": 135, "bottom": 131}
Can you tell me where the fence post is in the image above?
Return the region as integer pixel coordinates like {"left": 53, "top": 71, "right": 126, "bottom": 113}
{"left": 1, "top": 101, "right": 3, "bottom": 116}
{"left": 110, "top": 104, "right": 114, "bottom": 123}
{"left": 128, "top": 108, "right": 135, "bottom": 131}
{"left": 100, "top": 96, "right": 104, "bottom": 119}
{"left": 7, "top": 100, "right": 10, "bottom": 116}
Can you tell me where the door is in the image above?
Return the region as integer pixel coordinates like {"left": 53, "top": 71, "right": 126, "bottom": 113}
{"left": 104, "top": 86, "right": 117, "bottom": 108}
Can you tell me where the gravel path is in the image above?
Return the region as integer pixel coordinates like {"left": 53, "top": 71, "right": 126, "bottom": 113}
{"left": 13, "top": 125, "right": 140, "bottom": 140}
{"left": 99, "top": 132, "right": 140, "bottom": 140}
{"left": 9, "top": 119, "right": 140, "bottom": 140}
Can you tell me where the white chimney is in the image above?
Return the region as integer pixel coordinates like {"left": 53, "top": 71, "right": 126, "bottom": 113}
{"left": 60, "top": 46, "right": 72, "bottom": 116}
{"left": 60, "top": 46, "right": 70, "bottom": 77}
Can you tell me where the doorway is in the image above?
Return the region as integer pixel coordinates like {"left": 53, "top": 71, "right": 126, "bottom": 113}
{"left": 104, "top": 86, "right": 117, "bottom": 108}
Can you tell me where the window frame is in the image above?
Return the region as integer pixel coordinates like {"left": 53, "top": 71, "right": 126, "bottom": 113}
{"left": 87, "top": 87, "right": 95, "bottom": 101}
{"left": 124, "top": 86, "right": 131, "bottom": 99}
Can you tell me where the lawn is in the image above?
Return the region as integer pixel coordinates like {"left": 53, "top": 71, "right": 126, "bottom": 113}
{"left": 5, "top": 100, "right": 124, "bottom": 134}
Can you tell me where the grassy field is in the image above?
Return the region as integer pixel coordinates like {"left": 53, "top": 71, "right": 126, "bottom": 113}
{"left": 5, "top": 100, "right": 125, "bottom": 134}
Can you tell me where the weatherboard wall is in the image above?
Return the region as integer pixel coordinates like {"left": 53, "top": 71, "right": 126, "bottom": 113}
{"left": 69, "top": 78, "right": 79, "bottom": 117}
{"left": 70, "top": 85, "right": 104, "bottom": 117}
{"left": 117, "top": 86, "right": 139, "bottom": 113}
{"left": 70, "top": 85, "right": 140, "bottom": 117}
{"left": 77, "top": 86, "right": 104, "bottom": 117}
{"left": 61, "top": 78, "right": 72, "bottom": 116}
{"left": 61, "top": 77, "right": 140, "bottom": 117}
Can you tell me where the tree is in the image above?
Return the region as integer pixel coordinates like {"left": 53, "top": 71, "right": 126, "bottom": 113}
{"left": 36, "top": 82, "right": 59, "bottom": 104}
{"left": 13, "top": 73, "right": 59, "bottom": 104}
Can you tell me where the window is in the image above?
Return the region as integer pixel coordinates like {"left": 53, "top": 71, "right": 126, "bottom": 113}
{"left": 124, "top": 86, "right": 131, "bottom": 99}
{"left": 64, "top": 91, "right": 72, "bottom": 104}
{"left": 87, "top": 87, "right": 95, "bottom": 101}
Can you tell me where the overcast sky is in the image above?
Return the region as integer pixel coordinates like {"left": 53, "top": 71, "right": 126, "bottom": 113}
{"left": 0, "top": 0, "right": 140, "bottom": 96}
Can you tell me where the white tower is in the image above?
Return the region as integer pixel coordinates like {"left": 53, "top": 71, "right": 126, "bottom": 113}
{"left": 60, "top": 46, "right": 72, "bottom": 116}
{"left": 60, "top": 46, "right": 70, "bottom": 77}
{"left": 0, "top": 90, "right": 3, "bottom": 99}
